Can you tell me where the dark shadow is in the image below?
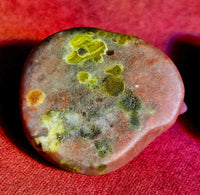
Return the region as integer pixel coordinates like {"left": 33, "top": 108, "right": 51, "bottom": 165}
{"left": 167, "top": 34, "right": 200, "bottom": 133}
{"left": 0, "top": 40, "right": 58, "bottom": 168}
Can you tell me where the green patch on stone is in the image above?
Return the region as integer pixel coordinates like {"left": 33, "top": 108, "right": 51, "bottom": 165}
{"left": 103, "top": 75, "right": 124, "bottom": 97}
{"left": 77, "top": 72, "right": 90, "bottom": 83}
{"left": 35, "top": 110, "right": 83, "bottom": 152}
{"left": 77, "top": 71, "right": 99, "bottom": 90}
{"left": 85, "top": 31, "right": 94, "bottom": 36}
{"left": 130, "top": 111, "right": 140, "bottom": 129}
{"left": 97, "top": 164, "right": 107, "bottom": 172}
{"left": 119, "top": 89, "right": 141, "bottom": 112}
{"left": 60, "top": 161, "right": 78, "bottom": 173}
{"left": 105, "top": 64, "right": 123, "bottom": 76}
{"left": 80, "top": 124, "right": 101, "bottom": 140}
{"left": 117, "top": 34, "right": 133, "bottom": 45}
{"left": 94, "top": 139, "right": 112, "bottom": 158}
{"left": 35, "top": 111, "right": 67, "bottom": 152}
{"left": 87, "top": 107, "right": 99, "bottom": 119}
{"left": 86, "top": 78, "right": 99, "bottom": 90}
{"left": 118, "top": 89, "right": 142, "bottom": 130}
{"left": 66, "top": 33, "right": 107, "bottom": 64}
{"left": 97, "top": 30, "right": 106, "bottom": 37}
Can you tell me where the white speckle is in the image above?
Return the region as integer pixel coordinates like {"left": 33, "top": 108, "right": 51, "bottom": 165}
{"left": 94, "top": 108, "right": 117, "bottom": 132}
{"left": 64, "top": 112, "right": 82, "bottom": 125}
{"left": 135, "top": 84, "right": 140, "bottom": 88}
{"left": 35, "top": 59, "right": 38, "bottom": 63}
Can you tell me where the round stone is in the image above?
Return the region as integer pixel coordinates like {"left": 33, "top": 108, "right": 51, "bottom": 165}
{"left": 20, "top": 27, "right": 184, "bottom": 175}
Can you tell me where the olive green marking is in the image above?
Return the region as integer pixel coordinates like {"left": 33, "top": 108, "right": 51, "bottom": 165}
{"left": 118, "top": 89, "right": 141, "bottom": 129}
{"left": 85, "top": 31, "right": 94, "bottom": 36}
{"left": 77, "top": 72, "right": 90, "bottom": 83}
{"left": 97, "top": 164, "right": 107, "bottom": 172}
{"left": 103, "top": 75, "right": 124, "bottom": 97}
{"left": 117, "top": 34, "right": 133, "bottom": 45}
{"left": 80, "top": 124, "right": 101, "bottom": 140}
{"left": 94, "top": 139, "right": 112, "bottom": 158}
{"left": 87, "top": 107, "right": 99, "bottom": 119}
{"left": 130, "top": 111, "right": 140, "bottom": 129}
{"left": 66, "top": 33, "right": 107, "bottom": 64}
{"left": 105, "top": 64, "right": 124, "bottom": 76}
{"left": 60, "top": 161, "right": 78, "bottom": 173}
{"left": 97, "top": 30, "right": 106, "bottom": 37}
{"left": 119, "top": 89, "right": 141, "bottom": 112}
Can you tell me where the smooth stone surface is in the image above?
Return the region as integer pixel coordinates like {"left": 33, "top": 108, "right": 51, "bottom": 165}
{"left": 20, "top": 27, "right": 184, "bottom": 175}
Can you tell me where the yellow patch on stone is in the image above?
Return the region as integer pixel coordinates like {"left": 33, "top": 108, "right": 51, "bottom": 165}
{"left": 65, "top": 33, "right": 107, "bottom": 64}
{"left": 60, "top": 161, "right": 78, "bottom": 173}
{"left": 27, "top": 89, "right": 45, "bottom": 106}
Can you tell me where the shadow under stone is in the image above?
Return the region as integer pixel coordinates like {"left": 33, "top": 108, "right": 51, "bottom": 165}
{"left": 0, "top": 39, "right": 57, "bottom": 168}
{"left": 167, "top": 34, "right": 200, "bottom": 134}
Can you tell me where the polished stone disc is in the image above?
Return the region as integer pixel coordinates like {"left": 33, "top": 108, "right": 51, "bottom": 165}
{"left": 20, "top": 27, "right": 184, "bottom": 175}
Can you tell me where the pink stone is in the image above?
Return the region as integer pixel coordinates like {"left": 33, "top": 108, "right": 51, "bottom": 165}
{"left": 20, "top": 28, "right": 185, "bottom": 175}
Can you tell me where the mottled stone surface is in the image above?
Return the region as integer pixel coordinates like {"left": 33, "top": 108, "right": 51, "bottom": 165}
{"left": 20, "top": 27, "right": 184, "bottom": 175}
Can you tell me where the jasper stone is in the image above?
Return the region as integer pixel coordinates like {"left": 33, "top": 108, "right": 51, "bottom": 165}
{"left": 20, "top": 27, "right": 184, "bottom": 175}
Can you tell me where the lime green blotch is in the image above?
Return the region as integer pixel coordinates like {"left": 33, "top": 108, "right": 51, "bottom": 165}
{"left": 88, "top": 78, "right": 97, "bottom": 85}
{"left": 35, "top": 110, "right": 82, "bottom": 152}
{"left": 77, "top": 72, "right": 90, "bottom": 83}
{"left": 66, "top": 34, "right": 107, "bottom": 64}
{"left": 35, "top": 111, "right": 67, "bottom": 153}
{"left": 146, "top": 107, "right": 155, "bottom": 115}
{"left": 104, "top": 75, "right": 124, "bottom": 97}
{"left": 105, "top": 64, "right": 124, "bottom": 76}
{"left": 77, "top": 71, "right": 99, "bottom": 90}
{"left": 117, "top": 34, "right": 133, "bottom": 45}
{"left": 60, "top": 161, "right": 78, "bottom": 173}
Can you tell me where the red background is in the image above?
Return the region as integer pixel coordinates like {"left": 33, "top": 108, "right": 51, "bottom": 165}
{"left": 0, "top": 0, "right": 200, "bottom": 194}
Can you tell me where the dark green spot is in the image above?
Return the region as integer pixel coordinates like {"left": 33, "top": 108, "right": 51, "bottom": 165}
{"left": 60, "top": 161, "right": 78, "bottom": 173}
{"left": 94, "top": 139, "right": 112, "bottom": 158}
{"left": 77, "top": 48, "right": 88, "bottom": 56}
{"left": 130, "top": 111, "right": 140, "bottom": 129}
{"left": 118, "top": 89, "right": 142, "bottom": 130}
{"left": 80, "top": 124, "right": 101, "bottom": 140}
{"left": 97, "top": 164, "right": 107, "bottom": 172}
{"left": 90, "top": 124, "right": 101, "bottom": 139}
{"left": 120, "top": 89, "right": 141, "bottom": 112}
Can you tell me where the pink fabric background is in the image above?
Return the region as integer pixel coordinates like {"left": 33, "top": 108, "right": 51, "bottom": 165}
{"left": 0, "top": 0, "right": 200, "bottom": 194}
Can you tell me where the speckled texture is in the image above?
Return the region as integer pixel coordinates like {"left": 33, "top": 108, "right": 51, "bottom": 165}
{"left": 20, "top": 27, "right": 184, "bottom": 175}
